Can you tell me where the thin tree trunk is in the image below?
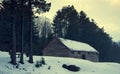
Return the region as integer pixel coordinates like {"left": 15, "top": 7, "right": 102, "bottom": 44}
{"left": 28, "top": 0, "right": 33, "bottom": 63}
{"left": 20, "top": 0, "right": 24, "bottom": 64}
{"left": 11, "top": 15, "right": 16, "bottom": 65}
{"left": 10, "top": 0, "right": 16, "bottom": 65}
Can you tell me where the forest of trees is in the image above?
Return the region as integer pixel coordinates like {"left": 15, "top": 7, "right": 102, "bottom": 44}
{"left": 0, "top": 0, "right": 51, "bottom": 64}
{"left": 0, "top": 0, "right": 120, "bottom": 65}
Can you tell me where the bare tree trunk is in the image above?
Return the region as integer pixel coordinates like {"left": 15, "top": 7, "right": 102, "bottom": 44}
{"left": 28, "top": 0, "right": 33, "bottom": 63}
{"left": 10, "top": 0, "right": 16, "bottom": 65}
{"left": 11, "top": 15, "right": 17, "bottom": 65}
{"left": 20, "top": 0, "right": 24, "bottom": 64}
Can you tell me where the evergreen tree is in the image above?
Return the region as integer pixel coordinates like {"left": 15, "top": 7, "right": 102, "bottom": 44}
{"left": 53, "top": 5, "right": 78, "bottom": 39}
{"left": 109, "top": 42, "right": 120, "bottom": 62}
{"left": 77, "top": 11, "right": 112, "bottom": 61}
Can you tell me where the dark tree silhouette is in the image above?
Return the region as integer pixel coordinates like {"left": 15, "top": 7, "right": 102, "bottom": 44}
{"left": 28, "top": 0, "right": 33, "bottom": 63}
{"left": 19, "top": 0, "right": 24, "bottom": 64}
{"left": 10, "top": 0, "right": 17, "bottom": 65}
{"left": 53, "top": 5, "right": 78, "bottom": 39}
{"left": 0, "top": 0, "right": 51, "bottom": 64}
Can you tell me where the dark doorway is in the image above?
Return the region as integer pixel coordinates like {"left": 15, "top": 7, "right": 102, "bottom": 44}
{"left": 81, "top": 54, "right": 86, "bottom": 59}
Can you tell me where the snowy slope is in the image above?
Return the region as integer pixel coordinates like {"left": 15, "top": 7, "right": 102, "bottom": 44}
{"left": 0, "top": 51, "right": 120, "bottom": 74}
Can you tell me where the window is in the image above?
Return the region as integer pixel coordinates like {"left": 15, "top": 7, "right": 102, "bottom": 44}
{"left": 78, "top": 51, "right": 81, "bottom": 54}
{"left": 92, "top": 53, "right": 94, "bottom": 55}
{"left": 96, "top": 53, "right": 98, "bottom": 55}
{"left": 81, "top": 54, "right": 86, "bottom": 59}
{"left": 88, "top": 52, "right": 90, "bottom": 55}
{"left": 71, "top": 51, "right": 74, "bottom": 54}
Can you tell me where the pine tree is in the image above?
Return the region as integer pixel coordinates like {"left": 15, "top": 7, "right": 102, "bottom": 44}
{"left": 53, "top": 5, "right": 78, "bottom": 39}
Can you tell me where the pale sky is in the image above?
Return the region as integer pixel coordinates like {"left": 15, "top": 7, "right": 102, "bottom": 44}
{"left": 42, "top": 0, "right": 120, "bottom": 42}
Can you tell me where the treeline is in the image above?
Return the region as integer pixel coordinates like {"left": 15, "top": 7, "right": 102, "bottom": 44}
{"left": 52, "top": 5, "right": 120, "bottom": 62}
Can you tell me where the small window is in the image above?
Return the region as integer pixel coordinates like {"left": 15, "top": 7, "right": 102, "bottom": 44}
{"left": 71, "top": 51, "right": 74, "bottom": 54}
{"left": 78, "top": 51, "right": 81, "bottom": 54}
{"left": 96, "top": 53, "right": 98, "bottom": 55}
{"left": 81, "top": 54, "right": 86, "bottom": 59}
{"left": 92, "top": 53, "right": 94, "bottom": 55}
{"left": 88, "top": 52, "right": 90, "bottom": 55}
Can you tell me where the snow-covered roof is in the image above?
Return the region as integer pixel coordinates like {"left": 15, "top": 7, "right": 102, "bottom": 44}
{"left": 59, "top": 38, "right": 98, "bottom": 53}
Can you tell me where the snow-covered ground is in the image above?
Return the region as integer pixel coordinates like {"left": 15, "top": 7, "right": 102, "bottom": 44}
{"left": 0, "top": 51, "right": 120, "bottom": 74}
